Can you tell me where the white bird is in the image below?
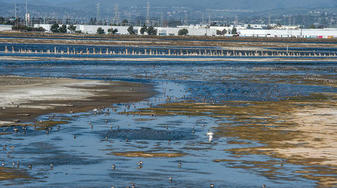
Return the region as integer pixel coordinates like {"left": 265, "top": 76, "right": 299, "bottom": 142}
{"left": 207, "top": 131, "right": 214, "bottom": 143}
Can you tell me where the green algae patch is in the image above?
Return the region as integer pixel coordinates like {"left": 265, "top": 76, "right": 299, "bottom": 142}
{"left": 111, "top": 151, "right": 186, "bottom": 158}
{"left": 34, "top": 120, "right": 68, "bottom": 130}
{"left": 0, "top": 167, "right": 31, "bottom": 181}
{"left": 122, "top": 92, "right": 337, "bottom": 187}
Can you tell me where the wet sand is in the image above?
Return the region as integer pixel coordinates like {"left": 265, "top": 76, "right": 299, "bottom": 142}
{"left": 0, "top": 76, "right": 154, "bottom": 126}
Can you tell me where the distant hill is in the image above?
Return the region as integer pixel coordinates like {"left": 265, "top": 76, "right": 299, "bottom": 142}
{"left": 2, "top": 0, "right": 336, "bottom": 11}
{"left": 0, "top": 0, "right": 336, "bottom": 18}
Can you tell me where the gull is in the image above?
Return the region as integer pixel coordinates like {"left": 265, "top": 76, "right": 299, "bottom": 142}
{"left": 207, "top": 130, "right": 214, "bottom": 143}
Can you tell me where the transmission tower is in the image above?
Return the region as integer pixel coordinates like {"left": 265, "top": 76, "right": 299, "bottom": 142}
{"left": 146, "top": 1, "right": 150, "bottom": 25}
{"left": 25, "top": 0, "right": 30, "bottom": 26}
{"left": 113, "top": 4, "right": 120, "bottom": 24}
{"left": 96, "top": 2, "right": 101, "bottom": 22}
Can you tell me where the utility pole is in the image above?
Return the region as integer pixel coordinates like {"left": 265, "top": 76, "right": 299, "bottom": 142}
{"left": 160, "top": 12, "right": 164, "bottom": 27}
{"left": 25, "top": 0, "right": 30, "bottom": 26}
{"left": 184, "top": 11, "right": 188, "bottom": 25}
{"left": 14, "top": 1, "right": 17, "bottom": 19}
{"left": 234, "top": 15, "right": 238, "bottom": 26}
{"left": 146, "top": 1, "right": 150, "bottom": 26}
{"left": 96, "top": 2, "right": 100, "bottom": 23}
{"left": 113, "top": 4, "right": 119, "bottom": 25}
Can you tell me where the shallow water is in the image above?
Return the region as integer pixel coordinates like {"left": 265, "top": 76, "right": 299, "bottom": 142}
{"left": 0, "top": 55, "right": 337, "bottom": 187}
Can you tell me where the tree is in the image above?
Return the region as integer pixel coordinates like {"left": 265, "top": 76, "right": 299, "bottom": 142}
{"left": 97, "top": 27, "right": 105, "bottom": 34}
{"left": 0, "top": 17, "right": 5, "bottom": 24}
{"left": 210, "top": 22, "right": 217, "bottom": 26}
{"left": 146, "top": 26, "right": 157, "bottom": 35}
{"left": 178, "top": 28, "right": 188, "bottom": 36}
{"left": 68, "top": 25, "right": 76, "bottom": 33}
{"left": 122, "top": 19, "right": 128, "bottom": 26}
{"left": 108, "top": 28, "right": 118, "bottom": 34}
{"left": 231, "top": 27, "right": 237, "bottom": 35}
{"left": 127, "top": 26, "right": 136, "bottom": 35}
{"left": 12, "top": 24, "right": 46, "bottom": 32}
{"left": 221, "top": 29, "right": 227, "bottom": 35}
{"left": 50, "top": 23, "right": 59, "bottom": 33}
{"left": 89, "top": 17, "right": 97, "bottom": 25}
{"left": 140, "top": 25, "right": 147, "bottom": 35}
{"left": 216, "top": 29, "right": 227, "bottom": 36}
{"left": 59, "top": 24, "right": 67, "bottom": 33}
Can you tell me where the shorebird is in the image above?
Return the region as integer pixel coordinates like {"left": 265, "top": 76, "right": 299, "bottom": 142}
{"left": 169, "top": 176, "right": 173, "bottom": 183}
{"left": 210, "top": 184, "right": 215, "bottom": 188}
{"left": 207, "top": 130, "right": 214, "bottom": 142}
{"left": 50, "top": 163, "right": 54, "bottom": 169}
{"left": 178, "top": 161, "right": 182, "bottom": 168}
{"left": 137, "top": 161, "right": 143, "bottom": 168}
{"left": 112, "top": 164, "right": 116, "bottom": 170}
{"left": 262, "top": 184, "right": 266, "bottom": 188}
{"left": 28, "top": 164, "right": 32, "bottom": 169}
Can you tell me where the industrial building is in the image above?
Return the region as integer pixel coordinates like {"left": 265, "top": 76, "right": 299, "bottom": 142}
{"left": 0, "top": 23, "right": 336, "bottom": 39}
{"left": 0, "top": 25, "right": 13, "bottom": 31}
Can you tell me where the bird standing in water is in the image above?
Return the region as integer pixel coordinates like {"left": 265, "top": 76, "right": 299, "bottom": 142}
{"left": 137, "top": 161, "right": 143, "bottom": 168}
{"left": 207, "top": 130, "right": 214, "bottom": 142}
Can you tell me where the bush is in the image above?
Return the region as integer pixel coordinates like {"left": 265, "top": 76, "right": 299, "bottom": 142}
{"left": 97, "top": 27, "right": 105, "bottom": 34}
{"left": 178, "top": 29, "right": 189, "bottom": 36}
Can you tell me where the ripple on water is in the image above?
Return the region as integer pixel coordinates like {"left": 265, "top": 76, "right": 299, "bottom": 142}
{"left": 102, "top": 128, "right": 197, "bottom": 141}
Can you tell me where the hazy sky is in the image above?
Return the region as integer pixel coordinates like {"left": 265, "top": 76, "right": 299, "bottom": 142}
{"left": 3, "top": 0, "right": 337, "bottom": 10}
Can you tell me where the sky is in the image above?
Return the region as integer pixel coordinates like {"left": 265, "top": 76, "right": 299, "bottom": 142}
{"left": 3, "top": 0, "right": 336, "bottom": 10}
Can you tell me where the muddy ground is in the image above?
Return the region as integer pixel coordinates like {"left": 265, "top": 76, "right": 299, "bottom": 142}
{"left": 0, "top": 76, "right": 154, "bottom": 126}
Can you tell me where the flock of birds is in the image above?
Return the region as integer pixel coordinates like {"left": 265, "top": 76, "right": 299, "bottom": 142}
{"left": 0, "top": 105, "right": 222, "bottom": 188}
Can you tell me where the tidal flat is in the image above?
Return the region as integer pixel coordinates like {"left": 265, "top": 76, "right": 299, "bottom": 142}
{"left": 0, "top": 51, "right": 336, "bottom": 187}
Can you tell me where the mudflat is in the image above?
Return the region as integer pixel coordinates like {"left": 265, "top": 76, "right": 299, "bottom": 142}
{"left": 0, "top": 76, "right": 154, "bottom": 126}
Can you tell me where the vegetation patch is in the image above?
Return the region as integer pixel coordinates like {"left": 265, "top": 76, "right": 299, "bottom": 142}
{"left": 111, "top": 151, "right": 186, "bottom": 158}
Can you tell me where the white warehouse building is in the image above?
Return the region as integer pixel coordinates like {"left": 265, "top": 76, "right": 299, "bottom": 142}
{"left": 0, "top": 24, "right": 13, "bottom": 31}
{"left": 33, "top": 24, "right": 337, "bottom": 38}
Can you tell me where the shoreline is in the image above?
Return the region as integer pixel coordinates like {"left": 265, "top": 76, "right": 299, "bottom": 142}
{"left": 0, "top": 76, "right": 154, "bottom": 126}
{"left": 0, "top": 55, "right": 337, "bottom": 62}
